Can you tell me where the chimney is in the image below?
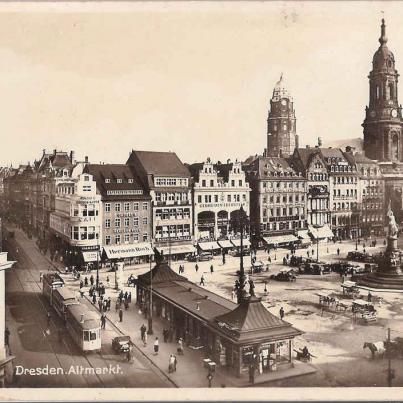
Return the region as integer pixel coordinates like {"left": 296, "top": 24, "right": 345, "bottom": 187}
{"left": 80, "top": 314, "right": 85, "bottom": 323}
{"left": 70, "top": 151, "right": 75, "bottom": 164}
{"left": 85, "top": 156, "right": 89, "bottom": 163}
{"left": 196, "top": 302, "right": 200, "bottom": 311}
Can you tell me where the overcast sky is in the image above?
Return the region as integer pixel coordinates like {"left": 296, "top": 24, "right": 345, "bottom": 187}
{"left": 1, "top": 1, "right": 403, "bottom": 167}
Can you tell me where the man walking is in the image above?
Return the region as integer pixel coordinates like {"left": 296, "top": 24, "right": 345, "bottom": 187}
{"left": 101, "top": 313, "right": 106, "bottom": 330}
{"left": 119, "top": 308, "right": 123, "bottom": 322}
{"left": 200, "top": 275, "right": 205, "bottom": 286}
{"left": 279, "top": 306, "right": 285, "bottom": 320}
{"left": 210, "top": 264, "right": 214, "bottom": 274}
{"left": 140, "top": 324, "right": 147, "bottom": 341}
{"left": 195, "top": 263, "right": 199, "bottom": 273}
{"left": 337, "top": 247, "right": 340, "bottom": 256}
{"left": 154, "top": 337, "right": 159, "bottom": 355}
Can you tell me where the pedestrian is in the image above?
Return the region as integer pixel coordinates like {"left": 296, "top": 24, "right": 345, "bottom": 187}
{"left": 368, "top": 292, "right": 372, "bottom": 302}
{"left": 312, "top": 248, "right": 315, "bottom": 256}
{"left": 115, "top": 299, "right": 120, "bottom": 312}
{"left": 210, "top": 264, "right": 214, "bottom": 274}
{"left": 140, "top": 324, "right": 147, "bottom": 341}
{"left": 126, "top": 346, "right": 132, "bottom": 362}
{"left": 143, "top": 331, "right": 148, "bottom": 347}
{"left": 222, "top": 253, "right": 226, "bottom": 265}
{"left": 124, "top": 299, "right": 129, "bottom": 310}
{"left": 98, "top": 299, "right": 102, "bottom": 312}
{"left": 163, "top": 328, "right": 169, "bottom": 343}
{"left": 101, "top": 313, "right": 106, "bottom": 329}
{"left": 4, "top": 327, "right": 10, "bottom": 348}
{"left": 128, "top": 292, "right": 132, "bottom": 303}
{"left": 80, "top": 280, "right": 84, "bottom": 289}
{"left": 169, "top": 354, "right": 175, "bottom": 373}
{"left": 90, "top": 275, "right": 94, "bottom": 286}
{"left": 279, "top": 306, "right": 285, "bottom": 320}
{"left": 363, "top": 248, "right": 366, "bottom": 254}
{"left": 177, "top": 338, "right": 184, "bottom": 355}
{"left": 92, "top": 293, "right": 97, "bottom": 304}
{"left": 119, "top": 308, "right": 123, "bottom": 322}
{"left": 337, "top": 248, "right": 340, "bottom": 256}
{"left": 106, "top": 276, "right": 110, "bottom": 288}
{"left": 195, "top": 263, "right": 199, "bottom": 272}
{"left": 154, "top": 337, "right": 159, "bottom": 355}
{"left": 124, "top": 291, "right": 128, "bottom": 301}
{"left": 307, "top": 250, "right": 310, "bottom": 258}
{"left": 84, "top": 276, "right": 88, "bottom": 287}
{"left": 268, "top": 256, "right": 271, "bottom": 263}
{"left": 200, "top": 275, "right": 205, "bottom": 286}
{"left": 107, "top": 297, "right": 111, "bottom": 311}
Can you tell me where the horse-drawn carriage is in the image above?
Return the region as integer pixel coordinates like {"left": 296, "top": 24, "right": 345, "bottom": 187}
{"left": 352, "top": 299, "right": 377, "bottom": 323}
{"left": 341, "top": 281, "right": 360, "bottom": 298}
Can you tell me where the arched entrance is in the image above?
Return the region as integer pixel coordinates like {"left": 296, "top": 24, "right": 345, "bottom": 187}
{"left": 197, "top": 211, "right": 215, "bottom": 240}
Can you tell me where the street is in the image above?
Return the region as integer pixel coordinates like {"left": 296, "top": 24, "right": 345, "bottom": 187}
{"left": 5, "top": 225, "right": 171, "bottom": 388}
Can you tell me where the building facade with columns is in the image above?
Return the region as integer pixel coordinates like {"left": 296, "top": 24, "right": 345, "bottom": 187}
{"left": 188, "top": 159, "right": 250, "bottom": 241}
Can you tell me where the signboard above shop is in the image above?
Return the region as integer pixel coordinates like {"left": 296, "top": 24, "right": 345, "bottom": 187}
{"left": 103, "top": 242, "right": 154, "bottom": 259}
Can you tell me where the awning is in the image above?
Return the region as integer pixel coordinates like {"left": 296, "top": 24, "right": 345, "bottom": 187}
{"left": 309, "top": 225, "right": 334, "bottom": 239}
{"left": 217, "top": 240, "right": 234, "bottom": 249}
{"left": 263, "top": 234, "right": 298, "bottom": 245}
{"left": 297, "top": 230, "right": 311, "bottom": 240}
{"left": 341, "top": 281, "right": 357, "bottom": 288}
{"left": 103, "top": 242, "right": 154, "bottom": 259}
{"left": 198, "top": 241, "right": 221, "bottom": 251}
{"left": 82, "top": 251, "right": 101, "bottom": 263}
{"left": 156, "top": 244, "right": 196, "bottom": 256}
{"left": 230, "top": 238, "right": 251, "bottom": 247}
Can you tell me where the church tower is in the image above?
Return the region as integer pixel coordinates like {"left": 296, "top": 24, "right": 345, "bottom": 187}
{"left": 267, "top": 75, "right": 298, "bottom": 157}
{"left": 363, "top": 19, "right": 403, "bottom": 161}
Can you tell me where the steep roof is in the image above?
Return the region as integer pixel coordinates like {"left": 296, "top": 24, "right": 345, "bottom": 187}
{"left": 84, "top": 164, "right": 148, "bottom": 200}
{"left": 213, "top": 296, "right": 303, "bottom": 343}
{"left": 127, "top": 150, "right": 190, "bottom": 177}
{"left": 137, "top": 262, "right": 187, "bottom": 286}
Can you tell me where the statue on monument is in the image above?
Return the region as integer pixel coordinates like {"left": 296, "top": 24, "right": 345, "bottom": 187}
{"left": 387, "top": 200, "right": 399, "bottom": 238}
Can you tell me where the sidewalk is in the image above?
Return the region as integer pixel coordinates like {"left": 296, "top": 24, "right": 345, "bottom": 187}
{"left": 10, "top": 225, "right": 317, "bottom": 387}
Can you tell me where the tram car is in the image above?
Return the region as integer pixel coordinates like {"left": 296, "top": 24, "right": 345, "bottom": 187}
{"left": 42, "top": 272, "right": 101, "bottom": 352}
{"left": 65, "top": 304, "right": 101, "bottom": 352}
{"left": 42, "top": 272, "right": 64, "bottom": 303}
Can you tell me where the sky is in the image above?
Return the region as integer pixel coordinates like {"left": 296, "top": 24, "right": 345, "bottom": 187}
{"left": 1, "top": 1, "right": 403, "bottom": 167}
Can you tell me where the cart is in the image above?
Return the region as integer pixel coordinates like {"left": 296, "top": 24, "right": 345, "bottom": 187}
{"left": 112, "top": 335, "right": 131, "bottom": 353}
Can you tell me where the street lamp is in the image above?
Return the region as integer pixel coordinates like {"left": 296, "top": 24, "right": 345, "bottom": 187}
{"left": 147, "top": 254, "right": 153, "bottom": 335}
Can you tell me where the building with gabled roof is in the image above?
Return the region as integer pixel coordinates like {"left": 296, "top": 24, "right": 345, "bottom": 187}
{"left": 127, "top": 150, "right": 194, "bottom": 259}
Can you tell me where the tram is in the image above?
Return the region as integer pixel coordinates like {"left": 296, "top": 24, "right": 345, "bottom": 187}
{"left": 42, "top": 272, "right": 101, "bottom": 352}
{"left": 65, "top": 304, "right": 102, "bottom": 351}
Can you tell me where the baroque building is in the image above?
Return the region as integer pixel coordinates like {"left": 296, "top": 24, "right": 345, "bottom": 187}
{"left": 363, "top": 19, "right": 403, "bottom": 162}
{"left": 266, "top": 75, "right": 298, "bottom": 158}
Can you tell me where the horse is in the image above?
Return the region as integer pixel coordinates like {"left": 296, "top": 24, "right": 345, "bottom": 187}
{"left": 363, "top": 341, "right": 385, "bottom": 359}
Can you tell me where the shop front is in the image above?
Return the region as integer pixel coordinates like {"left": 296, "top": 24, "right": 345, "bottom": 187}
{"left": 155, "top": 244, "right": 197, "bottom": 261}
{"left": 102, "top": 242, "right": 153, "bottom": 266}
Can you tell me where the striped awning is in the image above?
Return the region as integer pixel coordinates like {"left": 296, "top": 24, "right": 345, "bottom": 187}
{"left": 156, "top": 244, "right": 196, "bottom": 256}
{"left": 217, "top": 240, "right": 234, "bottom": 249}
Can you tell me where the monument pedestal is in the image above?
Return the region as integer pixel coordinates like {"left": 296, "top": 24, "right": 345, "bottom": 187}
{"left": 358, "top": 235, "right": 403, "bottom": 290}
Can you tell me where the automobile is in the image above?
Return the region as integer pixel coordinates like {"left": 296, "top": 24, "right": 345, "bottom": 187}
{"left": 270, "top": 268, "right": 297, "bottom": 282}
{"left": 112, "top": 335, "right": 131, "bottom": 353}
{"left": 228, "top": 247, "right": 251, "bottom": 257}
{"left": 301, "top": 262, "right": 331, "bottom": 275}
{"left": 186, "top": 252, "right": 213, "bottom": 262}
{"left": 347, "top": 251, "right": 374, "bottom": 263}
{"left": 251, "top": 261, "right": 265, "bottom": 274}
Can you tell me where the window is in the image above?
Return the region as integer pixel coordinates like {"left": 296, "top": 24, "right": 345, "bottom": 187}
{"left": 73, "top": 226, "right": 79, "bottom": 240}
{"left": 117, "top": 179, "right": 122, "bottom": 183}
{"left": 124, "top": 202, "right": 130, "bottom": 212}
{"left": 239, "top": 180, "right": 242, "bottom": 186}
{"left": 80, "top": 227, "right": 87, "bottom": 240}
{"left": 202, "top": 180, "right": 206, "bottom": 187}
{"left": 210, "top": 180, "right": 214, "bottom": 187}
{"left": 133, "top": 217, "right": 139, "bottom": 226}
{"left": 231, "top": 180, "right": 235, "bottom": 187}
{"left": 143, "top": 217, "right": 148, "bottom": 225}
{"left": 143, "top": 233, "right": 148, "bottom": 242}
{"left": 143, "top": 202, "right": 148, "bottom": 210}
{"left": 197, "top": 195, "right": 202, "bottom": 203}
{"left": 105, "top": 219, "right": 111, "bottom": 228}
{"left": 105, "top": 235, "right": 111, "bottom": 245}
{"left": 214, "top": 195, "right": 218, "bottom": 203}
{"left": 124, "top": 217, "right": 130, "bottom": 227}
{"left": 105, "top": 179, "right": 110, "bottom": 183}
{"left": 115, "top": 235, "right": 121, "bottom": 244}
{"left": 115, "top": 218, "right": 121, "bottom": 228}
{"left": 133, "top": 202, "right": 139, "bottom": 211}
{"left": 128, "top": 178, "right": 133, "bottom": 183}
{"left": 115, "top": 203, "right": 121, "bottom": 212}
{"left": 124, "top": 234, "right": 130, "bottom": 243}
{"left": 227, "top": 195, "right": 231, "bottom": 202}
{"left": 133, "top": 233, "right": 139, "bottom": 242}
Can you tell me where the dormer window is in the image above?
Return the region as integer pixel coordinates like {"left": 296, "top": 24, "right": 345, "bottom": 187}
{"left": 105, "top": 179, "right": 110, "bottom": 183}
{"left": 128, "top": 179, "right": 134, "bottom": 183}
{"left": 117, "top": 179, "right": 122, "bottom": 183}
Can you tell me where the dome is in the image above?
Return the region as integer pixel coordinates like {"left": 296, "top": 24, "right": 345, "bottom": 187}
{"left": 272, "top": 73, "right": 293, "bottom": 102}
{"left": 372, "top": 19, "right": 395, "bottom": 70}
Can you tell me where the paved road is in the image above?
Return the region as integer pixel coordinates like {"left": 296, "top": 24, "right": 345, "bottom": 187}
{"left": 5, "top": 227, "right": 171, "bottom": 388}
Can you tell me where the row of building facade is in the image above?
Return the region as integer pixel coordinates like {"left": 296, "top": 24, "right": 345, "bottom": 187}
{"left": 0, "top": 144, "right": 387, "bottom": 268}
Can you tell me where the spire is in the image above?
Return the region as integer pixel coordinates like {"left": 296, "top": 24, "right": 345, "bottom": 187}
{"left": 379, "top": 18, "right": 388, "bottom": 46}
